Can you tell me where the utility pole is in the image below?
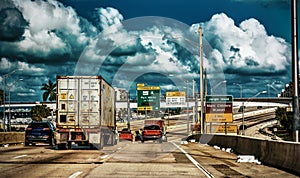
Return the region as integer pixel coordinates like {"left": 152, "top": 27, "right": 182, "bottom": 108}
{"left": 198, "top": 27, "right": 204, "bottom": 134}
{"left": 292, "top": 0, "right": 299, "bottom": 142}
{"left": 127, "top": 91, "right": 131, "bottom": 130}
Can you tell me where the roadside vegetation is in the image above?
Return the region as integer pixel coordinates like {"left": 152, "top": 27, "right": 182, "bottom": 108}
{"left": 274, "top": 107, "right": 293, "bottom": 141}
{"left": 31, "top": 104, "right": 50, "bottom": 121}
{"left": 30, "top": 80, "right": 56, "bottom": 122}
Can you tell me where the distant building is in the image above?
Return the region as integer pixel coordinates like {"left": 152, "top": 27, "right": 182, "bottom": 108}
{"left": 0, "top": 102, "right": 55, "bottom": 130}
{"left": 280, "top": 75, "right": 300, "bottom": 97}
{"left": 280, "top": 82, "right": 293, "bottom": 97}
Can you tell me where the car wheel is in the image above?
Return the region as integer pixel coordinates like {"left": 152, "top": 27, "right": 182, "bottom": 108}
{"left": 158, "top": 138, "right": 163, "bottom": 143}
{"left": 25, "top": 141, "right": 29, "bottom": 146}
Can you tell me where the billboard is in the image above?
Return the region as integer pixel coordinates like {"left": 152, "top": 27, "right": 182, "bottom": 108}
{"left": 137, "top": 86, "right": 160, "bottom": 111}
{"left": 166, "top": 91, "right": 186, "bottom": 107}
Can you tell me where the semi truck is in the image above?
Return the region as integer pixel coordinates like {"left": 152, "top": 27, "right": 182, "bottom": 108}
{"left": 54, "top": 76, "right": 117, "bottom": 149}
{"left": 142, "top": 120, "right": 167, "bottom": 143}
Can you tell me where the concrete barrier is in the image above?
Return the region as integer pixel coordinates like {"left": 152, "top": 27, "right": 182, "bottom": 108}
{"left": 192, "top": 134, "right": 300, "bottom": 175}
{"left": 0, "top": 132, "right": 25, "bottom": 145}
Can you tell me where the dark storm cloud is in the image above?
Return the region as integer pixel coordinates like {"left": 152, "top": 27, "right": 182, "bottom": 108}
{"left": 0, "top": 8, "right": 28, "bottom": 42}
{"left": 0, "top": 0, "right": 98, "bottom": 64}
{"left": 232, "top": 0, "right": 290, "bottom": 9}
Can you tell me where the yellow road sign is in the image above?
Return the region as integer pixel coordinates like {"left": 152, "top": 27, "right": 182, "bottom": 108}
{"left": 137, "top": 86, "right": 160, "bottom": 90}
{"left": 205, "top": 113, "right": 233, "bottom": 123}
{"left": 166, "top": 91, "right": 186, "bottom": 97}
{"left": 206, "top": 125, "right": 238, "bottom": 133}
{"left": 138, "top": 106, "right": 152, "bottom": 111}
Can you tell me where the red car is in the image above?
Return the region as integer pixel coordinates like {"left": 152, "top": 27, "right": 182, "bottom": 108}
{"left": 119, "top": 128, "right": 133, "bottom": 141}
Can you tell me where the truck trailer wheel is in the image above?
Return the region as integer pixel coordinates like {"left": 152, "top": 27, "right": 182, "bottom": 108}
{"left": 57, "top": 143, "right": 68, "bottom": 150}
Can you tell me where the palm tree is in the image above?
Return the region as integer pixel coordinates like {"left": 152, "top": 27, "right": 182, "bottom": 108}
{"left": 41, "top": 80, "right": 56, "bottom": 102}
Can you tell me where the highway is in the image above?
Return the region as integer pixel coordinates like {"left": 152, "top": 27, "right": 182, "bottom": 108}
{"left": 0, "top": 115, "right": 297, "bottom": 178}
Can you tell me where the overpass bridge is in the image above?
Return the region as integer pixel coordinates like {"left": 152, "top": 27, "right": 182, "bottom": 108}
{"left": 116, "top": 97, "right": 292, "bottom": 109}
{"left": 0, "top": 97, "right": 292, "bottom": 112}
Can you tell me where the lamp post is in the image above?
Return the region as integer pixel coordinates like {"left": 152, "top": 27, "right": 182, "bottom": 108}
{"left": 185, "top": 80, "right": 190, "bottom": 136}
{"left": 210, "top": 80, "right": 227, "bottom": 95}
{"left": 267, "top": 81, "right": 285, "bottom": 97}
{"left": 2, "top": 69, "right": 19, "bottom": 132}
{"left": 8, "top": 79, "right": 23, "bottom": 132}
{"left": 233, "top": 83, "right": 243, "bottom": 98}
{"left": 241, "top": 91, "right": 267, "bottom": 135}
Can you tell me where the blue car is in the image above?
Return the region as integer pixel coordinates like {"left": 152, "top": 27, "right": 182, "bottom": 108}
{"left": 25, "top": 121, "right": 55, "bottom": 146}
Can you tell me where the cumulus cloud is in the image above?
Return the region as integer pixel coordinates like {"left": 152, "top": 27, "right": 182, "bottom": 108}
{"left": 0, "top": 57, "right": 44, "bottom": 75}
{"left": 192, "top": 13, "right": 290, "bottom": 77}
{"left": 93, "top": 7, "right": 124, "bottom": 31}
{"left": 0, "top": 1, "right": 292, "bottom": 100}
{"left": 75, "top": 11, "right": 291, "bottom": 98}
{"left": 75, "top": 16, "right": 199, "bottom": 92}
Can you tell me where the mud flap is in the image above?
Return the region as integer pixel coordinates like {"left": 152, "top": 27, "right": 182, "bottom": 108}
{"left": 89, "top": 133, "right": 102, "bottom": 149}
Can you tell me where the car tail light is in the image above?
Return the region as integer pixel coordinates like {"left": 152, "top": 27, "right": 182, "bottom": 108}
{"left": 43, "top": 128, "right": 50, "bottom": 131}
{"left": 26, "top": 128, "right": 32, "bottom": 131}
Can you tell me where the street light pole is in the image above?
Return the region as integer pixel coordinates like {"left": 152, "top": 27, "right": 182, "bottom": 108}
{"left": 2, "top": 69, "right": 18, "bottom": 132}
{"left": 211, "top": 80, "right": 227, "bottom": 95}
{"left": 8, "top": 79, "right": 23, "bottom": 132}
{"left": 127, "top": 91, "right": 130, "bottom": 130}
{"left": 233, "top": 83, "right": 243, "bottom": 98}
{"left": 241, "top": 91, "right": 267, "bottom": 135}
{"left": 185, "top": 80, "right": 190, "bottom": 136}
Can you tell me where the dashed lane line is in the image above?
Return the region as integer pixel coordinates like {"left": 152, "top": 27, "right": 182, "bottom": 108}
{"left": 69, "top": 171, "right": 83, "bottom": 178}
{"left": 13, "top": 155, "right": 27, "bottom": 159}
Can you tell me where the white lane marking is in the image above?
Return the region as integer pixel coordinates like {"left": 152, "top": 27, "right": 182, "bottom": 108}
{"left": 172, "top": 142, "right": 214, "bottom": 178}
{"left": 69, "top": 171, "right": 83, "bottom": 178}
{"left": 101, "top": 155, "right": 109, "bottom": 159}
{"left": 14, "top": 155, "right": 27, "bottom": 159}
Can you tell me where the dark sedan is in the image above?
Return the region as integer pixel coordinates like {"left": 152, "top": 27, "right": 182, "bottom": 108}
{"left": 25, "top": 121, "right": 55, "bottom": 146}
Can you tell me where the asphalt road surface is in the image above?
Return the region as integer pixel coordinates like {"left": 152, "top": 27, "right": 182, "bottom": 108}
{"left": 0, "top": 117, "right": 298, "bottom": 177}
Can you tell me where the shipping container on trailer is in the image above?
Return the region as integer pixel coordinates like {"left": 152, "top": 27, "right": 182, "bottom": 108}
{"left": 54, "top": 76, "right": 117, "bottom": 149}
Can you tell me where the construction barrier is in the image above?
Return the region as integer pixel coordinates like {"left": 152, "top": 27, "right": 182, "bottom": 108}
{"left": 0, "top": 132, "right": 25, "bottom": 145}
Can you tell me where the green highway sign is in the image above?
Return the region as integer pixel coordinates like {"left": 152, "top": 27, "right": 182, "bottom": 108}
{"left": 137, "top": 86, "right": 160, "bottom": 111}
{"left": 206, "top": 95, "right": 232, "bottom": 103}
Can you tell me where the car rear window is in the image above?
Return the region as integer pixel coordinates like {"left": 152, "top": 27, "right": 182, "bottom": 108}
{"left": 28, "top": 123, "right": 49, "bottom": 128}
{"left": 144, "top": 125, "right": 160, "bottom": 130}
